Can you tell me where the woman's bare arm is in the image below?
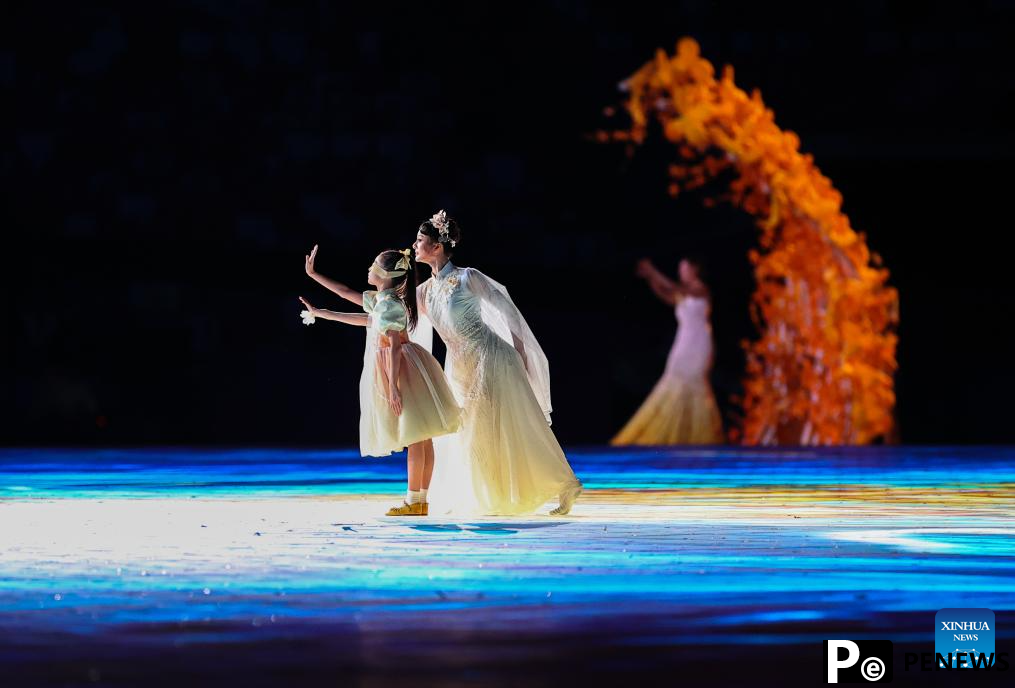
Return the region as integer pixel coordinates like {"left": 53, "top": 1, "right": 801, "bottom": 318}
{"left": 636, "top": 258, "right": 680, "bottom": 306}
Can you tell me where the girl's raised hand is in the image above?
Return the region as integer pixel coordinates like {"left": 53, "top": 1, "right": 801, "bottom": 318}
{"left": 305, "top": 244, "right": 319, "bottom": 276}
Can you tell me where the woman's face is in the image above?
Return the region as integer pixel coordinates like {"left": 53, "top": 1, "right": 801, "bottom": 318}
{"left": 678, "top": 259, "right": 697, "bottom": 283}
{"left": 413, "top": 231, "right": 441, "bottom": 263}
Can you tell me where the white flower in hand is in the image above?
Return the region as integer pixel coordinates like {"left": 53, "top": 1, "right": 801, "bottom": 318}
{"left": 299, "top": 296, "right": 316, "bottom": 325}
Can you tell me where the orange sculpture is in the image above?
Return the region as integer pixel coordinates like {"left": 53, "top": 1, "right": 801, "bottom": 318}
{"left": 601, "top": 38, "right": 898, "bottom": 445}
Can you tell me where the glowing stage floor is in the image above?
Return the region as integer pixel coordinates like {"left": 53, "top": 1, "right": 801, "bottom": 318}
{"left": 1, "top": 447, "right": 1012, "bottom": 686}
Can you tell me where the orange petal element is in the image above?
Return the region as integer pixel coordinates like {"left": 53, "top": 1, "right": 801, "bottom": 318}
{"left": 600, "top": 37, "right": 899, "bottom": 445}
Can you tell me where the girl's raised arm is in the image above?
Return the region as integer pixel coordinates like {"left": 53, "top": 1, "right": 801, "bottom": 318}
{"left": 305, "top": 245, "right": 364, "bottom": 307}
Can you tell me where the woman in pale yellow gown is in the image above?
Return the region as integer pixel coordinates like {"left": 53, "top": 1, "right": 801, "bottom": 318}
{"left": 612, "top": 257, "right": 724, "bottom": 445}
{"left": 411, "top": 211, "right": 583, "bottom": 516}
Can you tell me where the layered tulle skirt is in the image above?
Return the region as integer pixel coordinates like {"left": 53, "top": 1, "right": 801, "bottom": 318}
{"left": 359, "top": 342, "right": 462, "bottom": 457}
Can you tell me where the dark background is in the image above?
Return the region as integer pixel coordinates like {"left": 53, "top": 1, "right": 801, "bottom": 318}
{"left": 4, "top": 1, "right": 1014, "bottom": 446}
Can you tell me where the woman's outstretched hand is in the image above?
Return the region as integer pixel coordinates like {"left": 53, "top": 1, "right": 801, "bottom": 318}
{"left": 305, "top": 244, "right": 319, "bottom": 276}
{"left": 635, "top": 258, "right": 653, "bottom": 278}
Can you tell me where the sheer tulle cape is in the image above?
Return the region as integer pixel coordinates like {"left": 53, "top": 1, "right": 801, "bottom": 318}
{"left": 411, "top": 268, "right": 552, "bottom": 423}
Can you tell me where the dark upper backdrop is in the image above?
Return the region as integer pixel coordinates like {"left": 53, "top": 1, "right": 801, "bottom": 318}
{"left": 4, "top": 1, "right": 1014, "bottom": 446}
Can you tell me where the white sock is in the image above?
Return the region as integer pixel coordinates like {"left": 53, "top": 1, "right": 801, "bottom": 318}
{"left": 407, "top": 489, "right": 422, "bottom": 504}
{"left": 419, "top": 488, "right": 429, "bottom": 503}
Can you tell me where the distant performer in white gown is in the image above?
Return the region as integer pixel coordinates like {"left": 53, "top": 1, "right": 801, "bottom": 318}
{"left": 612, "top": 257, "right": 724, "bottom": 445}
{"left": 411, "top": 210, "right": 583, "bottom": 516}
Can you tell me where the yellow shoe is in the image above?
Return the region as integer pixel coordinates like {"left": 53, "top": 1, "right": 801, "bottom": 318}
{"left": 385, "top": 502, "right": 424, "bottom": 516}
{"left": 421, "top": 502, "right": 429, "bottom": 516}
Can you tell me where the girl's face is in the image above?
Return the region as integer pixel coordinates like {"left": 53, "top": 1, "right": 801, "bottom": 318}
{"left": 413, "top": 231, "right": 442, "bottom": 263}
{"left": 366, "top": 254, "right": 387, "bottom": 288}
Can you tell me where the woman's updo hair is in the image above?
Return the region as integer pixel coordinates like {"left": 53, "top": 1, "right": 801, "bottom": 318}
{"left": 418, "top": 214, "right": 462, "bottom": 257}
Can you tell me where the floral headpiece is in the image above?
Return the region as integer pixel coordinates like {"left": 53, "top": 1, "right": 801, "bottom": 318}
{"left": 431, "top": 209, "right": 456, "bottom": 247}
